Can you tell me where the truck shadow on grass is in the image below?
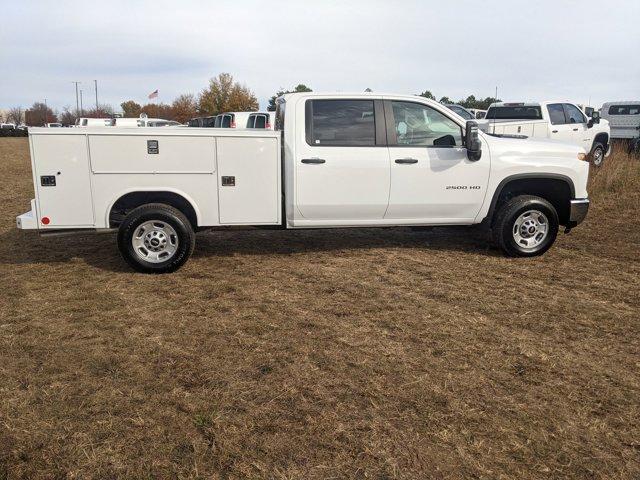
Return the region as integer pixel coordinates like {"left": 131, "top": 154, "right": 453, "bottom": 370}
{"left": 2, "top": 226, "right": 498, "bottom": 272}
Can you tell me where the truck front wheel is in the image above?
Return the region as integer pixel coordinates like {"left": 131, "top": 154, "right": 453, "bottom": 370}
{"left": 590, "top": 142, "right": 605, "bottom": 167}
{"left": 117, "top": 203, "right": 195, "bottom": 273}
{"left": 492, "top": 195, "right": 559, "bottom": 257}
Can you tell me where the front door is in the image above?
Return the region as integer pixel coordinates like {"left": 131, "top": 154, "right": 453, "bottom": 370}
{"left": 563, "top": 103, "right": 591, "bottom": 151}
{"left": 547, "top": 103, "right": 575, "bottom": 144}
{"left": 295, "top": 98, "right": 390, "bottom": 222}
{"left": 384, "top": 100, "right": 490, "bottom": 222}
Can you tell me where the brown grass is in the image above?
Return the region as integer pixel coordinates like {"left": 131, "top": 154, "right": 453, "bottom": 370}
{"left": 0, "top": 137, "right": 638, "bottom": 479}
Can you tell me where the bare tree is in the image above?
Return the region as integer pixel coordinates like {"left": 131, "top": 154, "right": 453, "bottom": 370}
{"left": 7, "top": 106, "right": 24, "bottom": 125}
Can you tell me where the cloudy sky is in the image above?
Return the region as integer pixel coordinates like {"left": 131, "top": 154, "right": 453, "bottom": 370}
{"left": 1, "top": 0, "right": 638, "bottom": 113}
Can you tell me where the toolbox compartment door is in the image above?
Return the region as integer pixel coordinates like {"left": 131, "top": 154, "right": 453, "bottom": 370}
{"left": 32, "top": 134, "right": 95, "bottom": 227}
{"left": 216, "top": 136, "right": 280, "bottom": 224}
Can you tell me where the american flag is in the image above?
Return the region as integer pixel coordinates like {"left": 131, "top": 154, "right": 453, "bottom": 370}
{"left": 148, "top": 89, "right": 158, "bottom": 99}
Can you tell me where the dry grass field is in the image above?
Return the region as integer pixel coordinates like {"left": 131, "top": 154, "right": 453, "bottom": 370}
{"left": 0, "top": 137, "right": 638, "bottom": 479}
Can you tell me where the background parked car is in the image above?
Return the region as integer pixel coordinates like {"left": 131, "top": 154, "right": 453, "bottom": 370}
{"left": 246, "top": 111, "right": 275, "bottom": 129}
{"left": 601, "top": 101, "right": 640, "bottom": 139}
{"left": 213, "top": 112, "right": 252, "bottom": 129}
{"left": 468, "top": 108, "right": 487, "bottom": 119}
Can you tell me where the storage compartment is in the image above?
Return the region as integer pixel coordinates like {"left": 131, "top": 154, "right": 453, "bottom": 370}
{"left": 32, "top": 134, "right": 95, "bottom": 227}
{"left": 89, "top": 135, "right": 216, "bottom": 173}
{"left": 216, "top": 136, "right": 280, "bottom": 224}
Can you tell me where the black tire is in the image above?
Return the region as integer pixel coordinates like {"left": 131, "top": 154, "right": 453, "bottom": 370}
{"left": 492, "top": 195, "right": 559, "bottom": 257}
{"left": 117, "top": 203, "right": 195, "bottom": 273}
{"left": 590, "top": 142, "right": 605, "bottom": 167}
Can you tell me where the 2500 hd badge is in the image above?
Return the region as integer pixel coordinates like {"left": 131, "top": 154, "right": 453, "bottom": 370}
{"left": 446, "top": 185, "right": 482, "bottom": 190}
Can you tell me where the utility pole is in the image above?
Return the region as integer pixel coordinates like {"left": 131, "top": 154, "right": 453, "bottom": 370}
{"left": 72, "top": 81, "right": 81, "bottom": 117}
{"left": 80, "top": 90, "right": 84, "bottom": 116}
{"left": 94, "top": 79, "right": 99, "bottom": 112}
{"left": 495, "top": 86, "right": 498, "bottom": 100}
{"left": 44, "top": 98, "right": 48, "bottom": 125}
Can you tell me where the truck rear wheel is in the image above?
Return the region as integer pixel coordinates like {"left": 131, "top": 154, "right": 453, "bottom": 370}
{"left": 117, "top": 203, "right": 195, "bottom": 273}
{"left": 492, "top": 195, "right": 559, "bottom": 257}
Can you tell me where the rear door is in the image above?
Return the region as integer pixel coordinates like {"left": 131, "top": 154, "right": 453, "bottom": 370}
{"left": 385, "top": 100, "right": 489, "bottom": 221}
{"left": 294, "top": 98, "right": 389, "bottom": 221}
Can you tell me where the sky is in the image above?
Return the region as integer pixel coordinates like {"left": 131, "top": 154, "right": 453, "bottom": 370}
{"left": 1, "top": 0, "right": 638, "bottom": 113}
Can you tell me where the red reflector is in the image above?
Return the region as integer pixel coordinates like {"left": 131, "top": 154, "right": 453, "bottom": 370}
{"left": 41, "top": 216, "right": 50, "bottom": 225}
{"left": 266, "top": 123, "right": 271, "bottom": 129}
{"left": 231, "top": 121, "right": 236, "bottom": 128}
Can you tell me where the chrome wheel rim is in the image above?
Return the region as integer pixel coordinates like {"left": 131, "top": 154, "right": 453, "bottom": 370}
{"left": 131, "top": 220, "right": 179, "bottom": 263}
{"left": 592, "top": 148, "right": 603, "bottom": 166}
{"left": 512, "top": 210, "right": 549, "bottom": 250}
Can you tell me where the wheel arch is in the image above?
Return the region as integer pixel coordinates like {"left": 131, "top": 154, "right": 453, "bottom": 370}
{"left": 486, "top": 174, "right": 575, "bottom": 226}
{"left": 591, "top": 132, "right": 609, "bottom": 152}
{"left": 107, "top": 189, "right": 201, "bottom": 228}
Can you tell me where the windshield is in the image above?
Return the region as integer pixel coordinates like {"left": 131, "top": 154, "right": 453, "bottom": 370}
{"left": 486, "top": 106, "right": 543, "bottom": 120}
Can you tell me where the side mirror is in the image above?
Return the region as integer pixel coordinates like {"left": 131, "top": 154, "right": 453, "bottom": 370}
{"left": 465, "top": 121, "right": 482, "bottom": 161}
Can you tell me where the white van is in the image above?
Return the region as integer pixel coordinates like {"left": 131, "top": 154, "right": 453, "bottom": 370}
{"left": 245, "top": 111, "right": 276, "bottom": 129}
{"left": 601, "top": 101, "right": 640, "bottom": 139}
{"left": 113, "top": 118, "right": 182, "bottom": 127}
{"left": 75, "top": 118, "right": 114, "bottom": 127}
{"left": 213, "top": 112, "right": 253, "bottom": 129}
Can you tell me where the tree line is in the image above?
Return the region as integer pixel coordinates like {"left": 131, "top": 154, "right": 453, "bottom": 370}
{"left": 2, "top": 77, "right": 501, "bottom": 127}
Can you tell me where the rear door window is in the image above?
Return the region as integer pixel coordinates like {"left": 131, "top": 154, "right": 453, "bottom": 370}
{"left": 547, "top": 104, "right": 567, "bottom": 125}
{"left": 254, "top": 114, "right": 266, "bottom": 129}
{"left": 306, "top": 100, "right": 375, "bottom": 146}
{"left": 221, "top": 115, "right": 231, "bottom": 128}
{"left": 246, "top": 115, "right": 256, "bottom": 128}
{"left": 214, "top": 116, "right": 222, "bottom": 128}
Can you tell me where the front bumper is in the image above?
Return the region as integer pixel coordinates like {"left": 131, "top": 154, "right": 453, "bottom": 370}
{"left": 568, "top": 198, "right": 589, "bottom": 227}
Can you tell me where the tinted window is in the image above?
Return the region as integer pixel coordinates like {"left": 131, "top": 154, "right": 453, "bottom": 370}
{"left": 392, "top": 101, "right": 462, "bottom": 147}
{"left": 254, "top": 115, "right": 266, "bottom": 129}
{"left": 221, "top": 115, "right": 231, "bottom": 128}
{"left": 308, "top": 100, "right": 375, "bottom": 146}
{"left": 547, "top": 104, "right": 566, "bottom": 125}
{"left": 214, "top": 116, "right": 222, "bottom": 128}
{"left": 564, "top": 104, "right": 585, "bottom": 124}
{"left": 608, "top": 105, "right": 640, "bottom": 115}
{"left": 486, "top": 106, "right": 543, "bottom": 120}
{"left": 246, "top": 116, "right": 256, "bottom": 128}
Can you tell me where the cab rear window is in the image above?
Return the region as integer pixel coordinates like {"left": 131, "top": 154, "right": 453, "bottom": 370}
{"left": 608, "top": 105, "right": 640, "bottom": 115}
{"left": 486, "top": 106, "right": 543, "bottom": 120}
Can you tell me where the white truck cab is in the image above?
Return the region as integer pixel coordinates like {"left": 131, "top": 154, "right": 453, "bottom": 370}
{"left": 481, "top": 101, "right": 611, "bottom": 166}
{"left": 17, "top": 92, "right": 591, "bottom": 273}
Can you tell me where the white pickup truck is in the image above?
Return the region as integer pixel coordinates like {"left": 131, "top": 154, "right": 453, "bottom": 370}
{"left": 17, "top": 92, "right": 591, "bottom": 273}
{"left": 481, "top": 102, "right": 611, "bottom": 166}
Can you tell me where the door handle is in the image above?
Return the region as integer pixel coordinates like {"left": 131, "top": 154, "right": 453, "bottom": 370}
{"left": 552, "top": 130, "right": 558, "bottom": 133}
{"left": 301, "top": 158, "right": 325, "bottom": 164}
{"left": 395, "top": 158, "right": 418, "bottom": 164}
{"left": 572, "top": 128, "right": 578, "bottom": 131}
